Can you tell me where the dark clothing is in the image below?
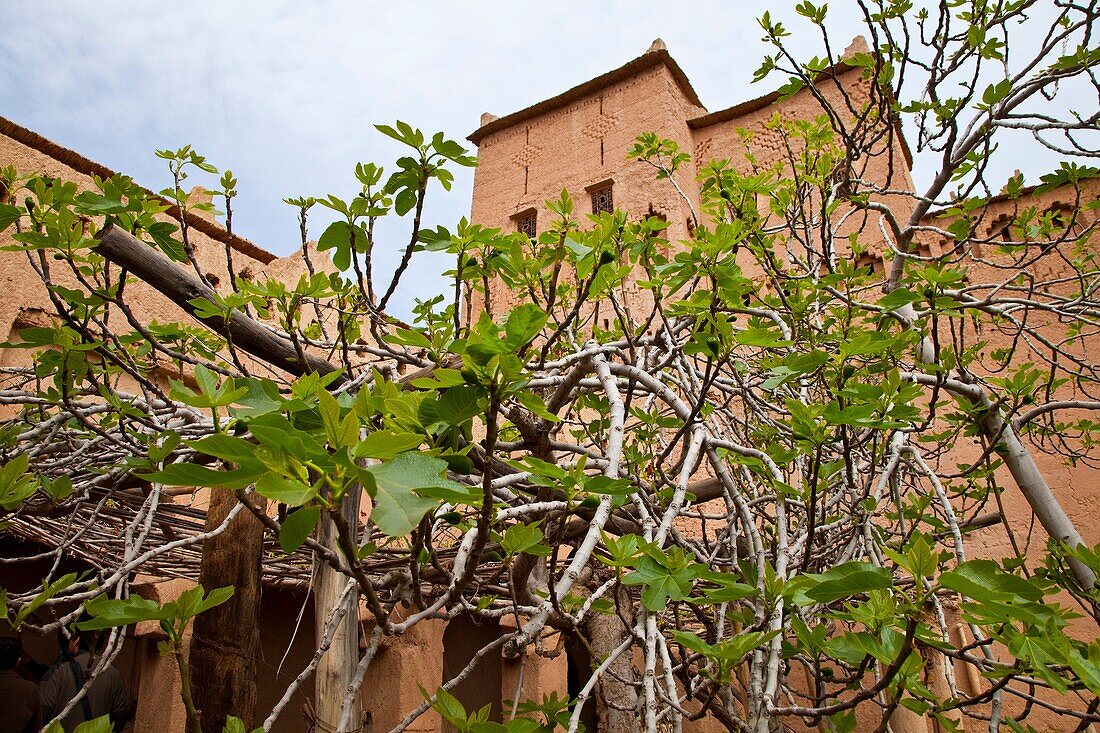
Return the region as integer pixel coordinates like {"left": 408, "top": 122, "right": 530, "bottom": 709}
{"left": 0, "top": 669, "right": 40, "bottom": 733}
{"left": 16, "top": 655, "right": 49, "bottom": 683}
{"left": 40, "top": 652, "right": 126, "bottom": 732}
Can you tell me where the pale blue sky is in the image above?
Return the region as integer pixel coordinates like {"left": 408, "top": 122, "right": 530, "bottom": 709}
{"left": 1, "top": 1, "right": 1087, "bottom": 317}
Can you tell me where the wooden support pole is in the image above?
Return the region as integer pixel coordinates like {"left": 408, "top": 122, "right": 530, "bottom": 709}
{"left": 189, "top": 492, "right": 267, "bottom": 732}
{"left": 314, "top": 489, "right": 363, "bottom": 732}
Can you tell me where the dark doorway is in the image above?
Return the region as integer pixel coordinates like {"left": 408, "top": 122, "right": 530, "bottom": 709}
{"left": 441, "top": 615, "right": 503, "bottom": 732}
{"left": 0, "top": 538, "right": 141, "bottom": 713}
{"left": 564, "top": 631, "right": 599, "bottom": 732}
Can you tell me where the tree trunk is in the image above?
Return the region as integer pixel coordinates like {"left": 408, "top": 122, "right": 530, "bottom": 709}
{"left": 190, "top": 492, "right": 267, "bottom": 732}
{"left": 314, "top": 490, "right": 362, "bottom": 732}
{"left": 585, "top": 588, "right": 640, "bottom": 733}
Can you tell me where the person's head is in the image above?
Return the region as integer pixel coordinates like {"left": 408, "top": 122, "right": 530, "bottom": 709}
{"left": 0, "top": 636, "right": 21, "bottom": 671}
{"left": 57, "top": 618, "right": 102, "bottom": 657}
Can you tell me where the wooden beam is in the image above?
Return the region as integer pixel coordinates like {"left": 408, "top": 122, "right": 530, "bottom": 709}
{"left": 93, "top": 223, "right": 344, "bottom": 385}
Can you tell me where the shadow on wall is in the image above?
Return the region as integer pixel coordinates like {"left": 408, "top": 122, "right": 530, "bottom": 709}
{"left": 564, "top": 632, "right": 598, "bottom": 732}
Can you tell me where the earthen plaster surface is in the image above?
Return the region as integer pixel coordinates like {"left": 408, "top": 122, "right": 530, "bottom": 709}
{"left": 3, "top": 36, "right": 1099, "bottom": 732}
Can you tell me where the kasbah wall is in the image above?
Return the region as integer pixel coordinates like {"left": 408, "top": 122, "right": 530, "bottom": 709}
{"left": 0, "top": 115, "right": 563, "bottom": 733}
{"left": 467, "top": 36, "right": 1100, "bottom": 733}
{"left": 0, "top": 32, "right": 1097, "bottom": 733}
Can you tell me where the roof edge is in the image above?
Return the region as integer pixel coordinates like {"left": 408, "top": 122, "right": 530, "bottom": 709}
{"left": 922, "top": 175, "right": 1100, "bottom": 221}
{"left": 688, "top": 60, "right": 914, "bottom": 170}
{"left": 468, "top": 47, "right": 704, "bottom": 146}
{"left": 0, "top": 115, "right": 278, "bottom": 264}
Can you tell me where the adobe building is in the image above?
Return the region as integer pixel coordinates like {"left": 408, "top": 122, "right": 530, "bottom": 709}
{"left": 0, "top": 114, "right": 567, "bottom": 733}
{"left": 465, "top": 37, "right": 1100, "bottom": 733}
{"left": 0, "top": 114, "right": 353, "bottom": 733}
{"left": 0, "top": 34, "right": 1097, "bottom": 733}
{"left": 468, "top": 38, "right": 918, "bottom": 310}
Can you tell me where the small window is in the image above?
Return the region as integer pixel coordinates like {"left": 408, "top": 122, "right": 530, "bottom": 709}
{"left": 855, "top": 252, "right": 884, "bottom": 275}
{"left": 513, "top": 209, "right": 537, "bottom": 239}
{"left": 986, "top": 213, "right": 1014, "bottom": 242}
{"left": 913, "top": 241, "right": 935, "bottom": 259}
{"left": 589, "top": 184, "right": 614, "bottom": 215}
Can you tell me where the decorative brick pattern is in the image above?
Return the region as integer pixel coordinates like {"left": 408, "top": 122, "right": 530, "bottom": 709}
{"left": 693, "top": 138, "right": 713, "bottom": 165}
{"left": 745, "top": 120, "right": 784, "bottom": 157}
{"left": 511, "top": 143, "right": 542, "bottom": 169}
{"left": 582, "top": 113, "right": 619, "bottom": 141}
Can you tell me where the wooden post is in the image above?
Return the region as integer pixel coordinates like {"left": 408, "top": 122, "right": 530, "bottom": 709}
{"left": 189, "top": 492, "right": 267, "bottom": 732}
{"left": 314, "top": 489, "right": 362, "bottom": 732}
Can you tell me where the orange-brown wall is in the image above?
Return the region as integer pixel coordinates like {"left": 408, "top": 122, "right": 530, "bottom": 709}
{"left": 468, "top": 44, "right": 1100, "bottom": 733}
